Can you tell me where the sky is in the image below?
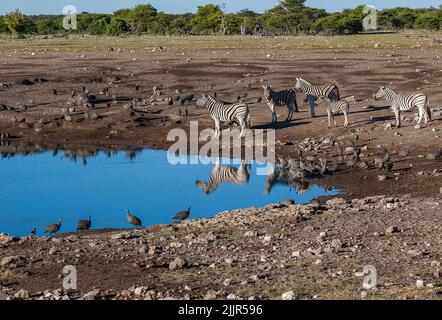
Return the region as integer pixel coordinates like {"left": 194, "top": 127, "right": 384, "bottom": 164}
{"left": 0, "top": 0, "right": 441, "bottom": 15}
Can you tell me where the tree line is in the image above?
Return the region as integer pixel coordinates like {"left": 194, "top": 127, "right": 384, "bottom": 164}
{"left": 1, "top": 0, "right": 441, "bottom": 36}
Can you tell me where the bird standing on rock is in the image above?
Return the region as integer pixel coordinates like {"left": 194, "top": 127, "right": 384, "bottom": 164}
{"left": 173, "top": 206, "right": 191, "bottom": 222}
{"left": 44, "top": 220, "right": 62, "bottom": 235}
{"left": 126, "top": 209, "right": 142, "bottom": 227}
{"left": 29, "top": 228, "right": 36, "bottom": 237}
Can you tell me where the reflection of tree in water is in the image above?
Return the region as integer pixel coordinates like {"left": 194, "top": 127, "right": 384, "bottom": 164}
{"left": 265, "top": 166, "right": 310, "bottom": 195}
{"left": 196, "top": 160, "right": 251, "bottom": 194}
{"left": 0, "top": 141, "right": 142, "bottom": 166}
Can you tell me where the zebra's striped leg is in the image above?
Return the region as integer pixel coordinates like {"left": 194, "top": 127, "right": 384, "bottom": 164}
{"left": 327, "top": 110, "right": 332, "bottom": 128}
{"left": 286, "top": 103, "right": 294, "bottom": 121}
{"left": 268, "top": 104, "right": 276, "bottom": 124}
{"left": 393, "top": 107, "right": 401, "bottom": 128}
{"left": 308, "top": 97, "right": 316, "bottom": 118}
{"left": 424, "top": 108, "right": 430, "bottom": 124}
{"left": 214, "top": 118, "right": 221, "bottom": 138}
{"left": 239, "top": 119, "right": 246, "bottom": 138}
{"left": 417, "top": 108, "right": 424, "bottom": 125}
{"left": 343, "top": 110, "right": 348, "bottom": 128}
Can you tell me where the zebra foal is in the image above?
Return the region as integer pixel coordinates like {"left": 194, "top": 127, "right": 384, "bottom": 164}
{"left": 262, "top": 83, "right": 298, "bottom": 123}
{"left": 375, "top": 86, "right": 431, "bottom": 128}
{"left": 196, "top": 94, "right": 250, "bottom": 138}
{"left": 316, "top": 97, "right": 350, "bottom": 128}
{"left": 295, "top": 78, "right": 340, "bottom": 101}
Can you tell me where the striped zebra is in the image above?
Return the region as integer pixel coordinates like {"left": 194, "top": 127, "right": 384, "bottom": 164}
{"left": 196, "top": 160, "right": 251, "bottom": 194}
{"left": 295, "top": 78, "right": 340, "bottom": 102}
{"left": 196, "top": 94, "right": 250, "bottom": 138}
{"left": 375, "top": 86, "right": 431, "bottom": 128}
{"left": 316, "top": 97, "right": 350, "bottom": 128}
{"left": 262, "top": 84, "right": 298, "bottom": 123}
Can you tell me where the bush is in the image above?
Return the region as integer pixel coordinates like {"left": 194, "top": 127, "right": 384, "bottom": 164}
{"left": 414, "top": 9, "right": 442, "bottom": 30}
{"left": 106, "top": 18, "right": 128, "bottom": 36}
{"left": 0, "top": 17, "right": 8, "bottom": 33}
{"left": 312, "top": 7, "right": 364, "bottom": 35}
{"left": 35, "top": 16, "right": 63, "bottom": 34}
{"left": 192, "top": 4, "right": 223, "bottom": 34}
{"left": 3, "top": 9, "right": 34, "bottom": 34}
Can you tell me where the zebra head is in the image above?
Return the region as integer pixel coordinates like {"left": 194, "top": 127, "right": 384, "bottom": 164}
{"left": 316, "top": 96, "right": 331, "bottom": 106}
{"left": 195, "top": 179, "right": 213, "bottom": 194}
{"left": 295, "top": 78, "right": 302, "bottom": 90}
{"left": 196, "top": 94, "right": 209, "bottom": 108}
{"left": 375, "top": 86, "right": 387, "bottom": 100}
{"left": 262, "top": 83, "right": 272, "bottom": 99}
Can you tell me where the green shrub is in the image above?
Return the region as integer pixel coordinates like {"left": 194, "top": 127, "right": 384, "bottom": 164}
{"left": 106, "top": 18, "right": 128, "bottom": 36}
{"left": 3, "top": 9, "right": 34, "bottom": 34}
{"left": 414, "top": 9, "right": 442, "bottom": 30}
{"left": 192, "top": 4, "right": 223, "bottom": 34}
{"left": 35, "top": 16, "right": 63, "bottom": 34}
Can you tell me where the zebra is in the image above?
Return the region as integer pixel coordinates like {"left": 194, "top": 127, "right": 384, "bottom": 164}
{"left": 196, "top": 160, "right": 251, "bottom": 194}
{"left": 316, "top": 97, "right": 350, "bottom": 128}
{"left": 295, "top": 78, "right": 340, "bottom": 116}
{"left": 196, "top": 94, "right": 250, "bottom": 138}
{"left": 262, "top": 84, "right": 298, "bottom": 123}
{"left": 295, "top": 78, "right": 340, "bottom": 101}
{"left": 375, "top": 86, "right": 431, "bottom": 128}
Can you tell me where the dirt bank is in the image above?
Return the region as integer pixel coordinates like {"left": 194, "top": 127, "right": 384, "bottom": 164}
{"left": 0, "top": 194, "right": 441, "bottom": 300}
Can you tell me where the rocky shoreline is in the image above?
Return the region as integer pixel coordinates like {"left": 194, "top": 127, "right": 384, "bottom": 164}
{"left": 1, "top": 194, "right": 441, "bottom": 300}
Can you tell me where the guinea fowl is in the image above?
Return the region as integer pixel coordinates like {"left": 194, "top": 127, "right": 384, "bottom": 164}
{"left": 126, "top": 209, "right": 142, "bottom": 227}
{"left": 173, "top": 206, "right": 191, "bottom": 222}
{"left": 76, "top": 216, "right": 92, "bottom": 231}
{"left": 353, "top": 145, "right": 361, "bottom": 162}
{"left": 378, "top": 148, "right": 392, "bottom": 171}
{"left": 44, "top": 219, "right": 62, "bottom": 235}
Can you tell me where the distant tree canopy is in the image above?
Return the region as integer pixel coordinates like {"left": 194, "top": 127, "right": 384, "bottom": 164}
{"left": 0, "top": 3, "right": 441, "bottom": 36}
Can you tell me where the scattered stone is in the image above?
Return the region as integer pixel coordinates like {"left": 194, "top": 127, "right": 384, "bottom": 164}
{"left": 205, "top": 290, "right": 217, "bottom": 300}
{"left": 386, "top": 226, "right": 400, "bottom": 234}
{"left": 14, "top": 289, "right": 30, "bottom": 300}
{"left": 169, "top": 257, "right": 187, "bottom": 270}
{"left": 399, "top": 150, "right": 409, "bottom": 157}
{"left": 416, "top": 279, "right": 424, "bottom": 288}
{"left": 281, "top": 290, "right": 298, "bottom": 300}
{"left": 1, "top": 255, "right": 26, "bottom": 267}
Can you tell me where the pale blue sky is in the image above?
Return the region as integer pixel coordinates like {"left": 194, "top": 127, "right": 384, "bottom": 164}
{"left": 0, "top": 0, "right": 440, "bottom": 15}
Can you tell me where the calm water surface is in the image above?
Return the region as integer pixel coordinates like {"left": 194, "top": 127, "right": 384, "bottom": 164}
{"left": 0, "top": 148, "right": 338, "bottom": 236}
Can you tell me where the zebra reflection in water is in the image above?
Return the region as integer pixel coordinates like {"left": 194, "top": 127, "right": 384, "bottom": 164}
{"left": 265, "top": 165, "right": 310, "bottom": 195}
{"left": 196, "top": 159, "right": 251, "bottom": 194}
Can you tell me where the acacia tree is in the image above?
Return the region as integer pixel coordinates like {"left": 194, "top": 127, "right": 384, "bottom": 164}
{"left": 128, "top": 4, "right": 157, "bottom": 33}
{"left": 279, "top": 0, "right": 306, "bottom": 12}
{"left": 3, "top": 9, "right": 29, "bottom": 34}
{"left": 192, "top": 4, "right": 223, "bottom": 34}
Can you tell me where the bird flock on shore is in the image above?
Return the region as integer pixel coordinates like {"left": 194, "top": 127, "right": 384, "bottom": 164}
{"left": 31, "top": 206, "right": 192, "bottom": 237}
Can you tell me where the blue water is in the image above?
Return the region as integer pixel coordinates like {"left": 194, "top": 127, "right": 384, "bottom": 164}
{"left": 0, "top": 149, "right": 338, "bottom": 236}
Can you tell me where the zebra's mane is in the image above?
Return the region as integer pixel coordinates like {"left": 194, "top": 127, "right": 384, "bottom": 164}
{"left": 298, "top": 78, "right": 311, "bottom": 86}
{"left": 382, "top": 86, "right": 398, "bottom": 98}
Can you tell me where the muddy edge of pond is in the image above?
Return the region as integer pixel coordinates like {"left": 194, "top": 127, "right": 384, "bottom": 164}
{"left": 1, "top": 194, "right": 441, "bottom": 300}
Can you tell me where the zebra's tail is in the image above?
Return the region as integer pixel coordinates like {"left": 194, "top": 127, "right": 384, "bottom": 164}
{"left": 426, "top": 98, "right": 432, "bottom": 121}
{"left": 247, "top": 110, "right": 252, "bottom": 129}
